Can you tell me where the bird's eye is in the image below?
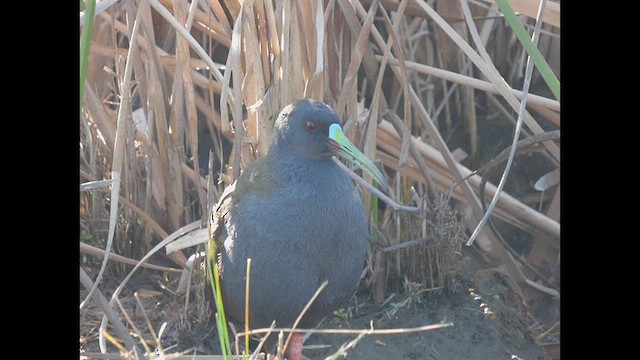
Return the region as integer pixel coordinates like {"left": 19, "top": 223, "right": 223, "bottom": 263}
{"left": 306, "top": 121, "right": 317, "bottom": 132}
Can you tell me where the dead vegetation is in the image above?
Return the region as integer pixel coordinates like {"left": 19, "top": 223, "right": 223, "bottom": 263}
{"left": 80, "top": 0, "right": 560, "bottom": 358}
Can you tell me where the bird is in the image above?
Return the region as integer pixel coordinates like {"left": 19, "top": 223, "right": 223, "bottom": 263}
{"left": 208, "top": 98, "right": 387, "bottom": 360}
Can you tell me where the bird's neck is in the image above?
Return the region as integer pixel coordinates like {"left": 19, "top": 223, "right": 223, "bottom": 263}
{"left": 268, "top": 138, "right": 332, "bottom": 161}
{"left": 268, "top": 145, "right": 331, "bottom": 163}
{"left": 268, "top": 152, "right": 342, "bottom": 186}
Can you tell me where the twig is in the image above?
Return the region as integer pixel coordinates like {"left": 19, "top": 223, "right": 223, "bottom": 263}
{"left": 133, "top": 292, "right": 161, "bottom": 353}
{"left": 535, "top": 321, "right": 560, "bottom": 342}
{"left": 282, "top": 281, "right": 329, "bottom": 356}
{"left": 324, "top": 331, "right": 368, "bottom": 360}
{"left": 525, "top": 278, "right": 559, "bottom": 298}
{"left": 382, "top": 237, "right": 431, "bottom": 253}
{"left": 476, "top": 180, "right": 559, "bottom": 293}
{"left": 377, "top": 56, "right": 560, "bottom": 112}
{"left": 465, "top": 0, "right": 544, "bottom": 246}
{"left": 80, "top": 242, "right": 182, "bottom": 274}
{"left": 474, "top": 132, "right": 560, "bottom": 198}
{"left": 245, "top": 258, "right": 252, "bottom": 358}
{"left": 247, "top": 322, "right": 276, "bottom": 360}
{"left": 332, "top": 157, "right": 420, "bottom": 213}
{"left": 80, "top": 179, "right": 114, "bottom": 192}
{"left": 80, "top": 353, "right": 255, "bottom": 360}
{"left": 114, "top": 296, "right": 152, "bottom": 354}
{"left": 242, "top": 322, "right": 453, "bottom": 337}
{"left": 97, "top": 218, "right": 204, "bottom": 355}
{"left": 376, "top": 121, "right": 560, "bottom": 238}
{"left": 384, "top": 111, "right": 438, "bottom": 195}
{"left": 80, "top": 169, "right": 191, "bottom": 268}
{"left": 79, "top": 266, "right": 143, "bottom": 358}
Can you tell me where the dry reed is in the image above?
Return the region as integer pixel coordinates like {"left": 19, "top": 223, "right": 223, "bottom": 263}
{"left": 80, "top": 0, "right": 560, "bottom": 358}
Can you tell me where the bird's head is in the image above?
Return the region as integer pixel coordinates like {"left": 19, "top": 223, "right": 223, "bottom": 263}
{"left": 271, "top": 99, "right": 387, "bottom": 188}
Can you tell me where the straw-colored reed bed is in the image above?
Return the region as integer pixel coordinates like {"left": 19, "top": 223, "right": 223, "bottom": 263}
{"left": 80, "top": 0, "right": 560, "bottom": 358}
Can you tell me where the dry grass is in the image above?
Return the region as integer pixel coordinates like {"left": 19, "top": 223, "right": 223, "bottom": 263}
{"left": 80, "top": 0, "right": 560, "bottom": 358}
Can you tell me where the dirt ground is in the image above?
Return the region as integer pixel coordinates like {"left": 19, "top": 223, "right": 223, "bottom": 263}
{"left": 80, "top": 262, "right": 555, "bottom": 360}
{"left": 307, "top": 270, "right": 549, "bottom": 360}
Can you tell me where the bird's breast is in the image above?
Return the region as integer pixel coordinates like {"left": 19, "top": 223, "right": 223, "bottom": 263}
{"left": 225, "top": 159, "right": 368, "bottom": 259}
{"left": 219, "top": 158, "right": 370, "bottom": 331}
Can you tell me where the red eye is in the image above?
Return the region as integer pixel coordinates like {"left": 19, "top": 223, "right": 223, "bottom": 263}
{"left": 306, "top": 121, "right": 317, "bottom": 132}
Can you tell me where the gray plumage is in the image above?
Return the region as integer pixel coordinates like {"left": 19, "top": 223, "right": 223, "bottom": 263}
{"left": 210, "top": 99, "right": 370, "bottom": 353}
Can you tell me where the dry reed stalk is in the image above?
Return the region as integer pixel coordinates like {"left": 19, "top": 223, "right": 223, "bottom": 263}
{"left": 79, "top": 1, "right": 555, "bottom": 276}
{"left": 80, "top": 267, "right": 144, "bottom": 358}
{"left": 360, "top": 0, "right": 557, "bottom": 296}
{"left": 438, "top": 1, "right": 480, "bottom": 165}
{"left": 376, "top": 120, "right": 559, "bottom": 238}
{"left": 165, "top": 2, "right": 187, "bottom": 231}
{"left": 159, "top": 0, "right": 231, "bottom": 47}
{"left": 80, "top": 354, "right": 257, "bottom": 359}
{"left": 378, "top": 56, "right": 560, "bottom": 113}
{"left": 95, "top": 217, "right": 207, "bottom": 352}
{"left": 240, "top": 321, "right": 453, "bottom": 339}
{"left": 375, "top": 0, "right": 412, "bottom": 166}
{"left": 413, "top": 0, "right": 560, "bottom": 161}
{"left": 83, "top": 83, "right": 116, "bottom": 152}
{"left": 81, "top": 2, "right": 143, "bottom": 312}
{"left": 80, "top": 242, "right": 182, "bottom": 274}
{"left": 81, "top": 0, "right": 559, "bottom": 355}
{"left": 174, "top": 0, "right": 207, "bottom": 217}
{"left": 206, "top": 0, "right": 233, "bottom": 38}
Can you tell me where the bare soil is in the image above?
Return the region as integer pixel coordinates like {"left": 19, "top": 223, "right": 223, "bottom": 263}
{"left": 308, "top": 270, "right": 548, "bottom": 360}
{"left": 80, "top": 265, "right": 551, "bottom": 360}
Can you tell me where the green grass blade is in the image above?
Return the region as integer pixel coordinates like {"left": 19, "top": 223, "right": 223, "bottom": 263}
{"left": 370, "top": 192, "right": 378, "bottom": 243}
{"left": 80, "top": 0, "right": 96, "bottom": 110}
{"left": 206, "top": 236, "right": 233, "bottom": 359}
{"left": 495, "top": 0, "right": 560, "bottom": 101}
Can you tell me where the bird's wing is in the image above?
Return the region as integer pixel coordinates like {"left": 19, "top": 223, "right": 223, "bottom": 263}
{"left": 209, "top": 157, "right": 277, "bottom": 253}
{"left": 209, "top": 180, "right": 235, "bottom": 253}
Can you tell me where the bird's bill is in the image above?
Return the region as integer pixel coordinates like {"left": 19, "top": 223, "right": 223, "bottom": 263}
{"left": 328, "top": 123, "right": 388, "bottom": 189}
